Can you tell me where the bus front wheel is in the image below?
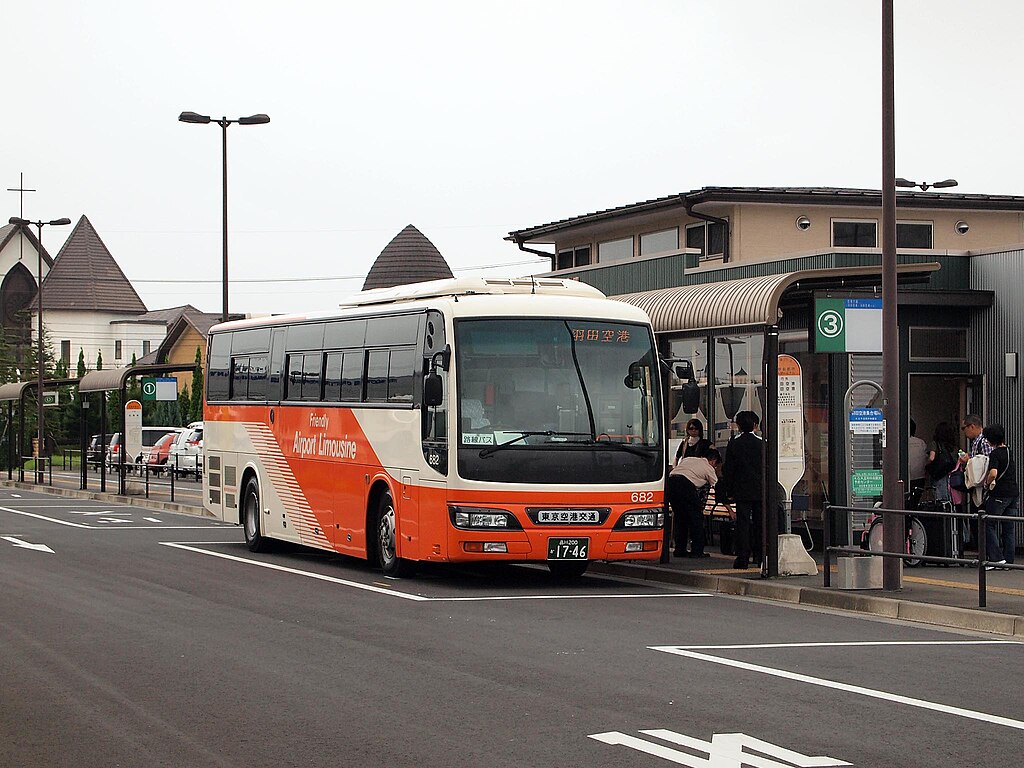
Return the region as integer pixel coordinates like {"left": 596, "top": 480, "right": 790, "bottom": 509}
{"left": 243, "top": 477, "right": 271, "bottom": 553}
{"left": 375, "top": 489, "right": 415, "bottom": 578}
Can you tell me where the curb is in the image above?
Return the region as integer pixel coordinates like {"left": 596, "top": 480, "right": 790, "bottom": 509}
{"left": 0, "top": 479, "right": 213, "bottom": 519}
{"left": 591, "top": 561, "right": 1024, "bottom": 638}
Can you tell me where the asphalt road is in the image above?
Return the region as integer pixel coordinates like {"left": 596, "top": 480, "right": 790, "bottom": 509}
{"left": 1, "top": 488, "right": 1021, "bottom": 768}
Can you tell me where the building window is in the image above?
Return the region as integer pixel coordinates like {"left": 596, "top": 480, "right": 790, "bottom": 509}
{"left": 897, "top": 221, "right": 933, "bottom": 249}
{"left": 556, "top": 245, "right": 591, "bottom": 270}
{"left": 142, "top": 340, "right": 151, "bottom": 356}
{"left": 597, "top": 237, "right": 633, "bottom": 264}
{"left": 60, "top": 340, "right": 71, "bottom": 365}
{"left": 685, "top": 221, "right": 727, "bottom": 260}
{"left": 639, "top": 228, "right": 679, "bottom": 256}
{"left": 115, "top": 340, "right": 122, "bottom": 360}
{"left": 832, "top": 220, "right": 877, "bottom": 248}
{"left": 909, "top": 327, "right": 967, "bottom": 361}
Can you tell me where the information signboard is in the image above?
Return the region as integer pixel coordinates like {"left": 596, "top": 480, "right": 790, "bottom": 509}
{"left": 815, "top": 298, "right": 883, "bottom": 353}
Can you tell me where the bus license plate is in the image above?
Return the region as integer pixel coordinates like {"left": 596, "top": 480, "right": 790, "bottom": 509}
{"left": 547, "top": 537, "right": 589, "bottom": 561}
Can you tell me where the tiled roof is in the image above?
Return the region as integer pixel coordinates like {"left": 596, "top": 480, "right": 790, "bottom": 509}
{"left": 39, "top": 215, "right": 147, "bottom": 312}
{"left": 361, "top": 225, "right": 454, "bottom": 291}
{"left": 152, "top": 307, "right": 225, "bottom": 363}
{"left": 508, "top": 185, "right": 1024, "bottom": 241}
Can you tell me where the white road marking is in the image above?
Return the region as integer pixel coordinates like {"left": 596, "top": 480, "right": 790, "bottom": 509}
{"left": 161, "top": 543, "right": 709, "bottom": 602}
{"left": 430, "top": 593, "right": 710, "bottom": 602}
{"left": 590, "top": 730, "right": 851, "bottom": 767}
{"left": 159, "top": 543, "right": 430, "bottom": 601}
{"left": 0, "top": 506, "right": 223, "bottom": 530}
{"left": 143, "top": 517, "right": 163, "bottom": 523}
{"left": 671, "top": 640, "right": 1018, "bottom": 650}
{"left": 69, "top": 510, "right": 130, "bottom": 516}
{"left": 1, "top": 535, "right": 55, "bottom": 554}
{"left": 651, "top": 643, "right": 1024, "bottom": 731}
{"left": 0, "top": 506, "right": 92, "bottom": 528}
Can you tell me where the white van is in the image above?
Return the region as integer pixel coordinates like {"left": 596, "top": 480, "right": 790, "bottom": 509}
{"left": 169, "top": 421, "right": 203, "bottom": 478}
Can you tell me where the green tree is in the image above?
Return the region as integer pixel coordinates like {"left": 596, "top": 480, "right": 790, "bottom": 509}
{"left": 96, "top": 350, "right": 103, "bottom": 371}
{"left": 178, "top": 382, "right": 191, "bottom": 427}
{"left": 189, "top": 346, "right": 204, "bottom": 422}
{"left": 76, "top": 348, "right": 86, "bottom": 378}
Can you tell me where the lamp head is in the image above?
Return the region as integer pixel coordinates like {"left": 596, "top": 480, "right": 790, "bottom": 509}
{"left": 48, "top": 218, "right": 72, "bottom": 226}
{"left": 932, "top": 179, "right": 959, "bottom": 189}
{"left": 894, "top": 178, "right": 916, "bottom": 188}
{"left": 179, "top": 111, "right": 212, "bottom": 124}
{"left": 9, "top": 217, "right": 29, "bottom": 226}
{"left": 238, "top": 113, "right": 271, "bottom": 125}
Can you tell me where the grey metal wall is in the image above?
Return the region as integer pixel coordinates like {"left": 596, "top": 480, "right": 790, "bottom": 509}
{"left": 969, "top": 248, "right": 1024, "bottom": 445}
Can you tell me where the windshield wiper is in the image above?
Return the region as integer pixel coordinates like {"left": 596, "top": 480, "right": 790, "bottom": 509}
{"left": 592, "top": 440, "right": 659, "bottom": 458}
{"left": 478, "top": 430, "right": 591, "bottom": 458}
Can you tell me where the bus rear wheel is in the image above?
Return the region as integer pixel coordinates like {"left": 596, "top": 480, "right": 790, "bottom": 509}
{"left": 548, "top": 560, "right": 589, "bottom": 579}
{"left": 375, "top": 489, "right": 415, "bottom": 578}
{"left": 243, "top": 477, "right": 271, "bottom": 553}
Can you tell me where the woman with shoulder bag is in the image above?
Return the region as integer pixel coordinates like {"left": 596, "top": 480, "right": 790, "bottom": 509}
{"left": 981, "top": 424, "right": 1018, "bottom": 569}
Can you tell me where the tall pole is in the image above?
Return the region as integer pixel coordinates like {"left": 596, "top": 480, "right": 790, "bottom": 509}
{"left": 221, "top": 119, "right": 229, "bottom": 323}
{"left": 35, "top": 223, "right": 45, "bottom": 484}
{"left": 881, "top": 0, "right": 904, "bottom": 590}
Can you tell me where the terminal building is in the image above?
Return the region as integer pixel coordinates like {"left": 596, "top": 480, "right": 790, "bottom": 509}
{"left": 508, "top": 186, "right": 1024, "bottom": 552}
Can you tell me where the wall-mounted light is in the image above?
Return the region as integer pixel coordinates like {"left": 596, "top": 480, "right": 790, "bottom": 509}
{"left": 796, "top": 216, "right": 811, "bottom": 231}
{"left": 1006, "top": 352, "right": 1018, "bottom": 378}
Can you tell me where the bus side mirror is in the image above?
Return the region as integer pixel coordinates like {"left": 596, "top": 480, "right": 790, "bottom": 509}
{"left": 674, "top": 361, "right": 694, "bottom": 381}
{"left": 424, "top": 372, "right": 443, "bottom": 407}
{"left": 624, "top": 362, "right": 643, "bottom": 389}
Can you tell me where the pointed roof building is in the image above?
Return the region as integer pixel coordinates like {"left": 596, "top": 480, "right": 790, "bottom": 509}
{"left": 38, "top": 215, "right": 147, "bottom": 312}
{"left": 361, "top": 225, "right": 454, "bottom": 291}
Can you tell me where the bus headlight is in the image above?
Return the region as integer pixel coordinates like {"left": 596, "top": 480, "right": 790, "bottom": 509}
{"left": 449, "top": 506, "right": 522, "bottom": 530}
{"left": 616, "top": 508, "right": 664, "bottom": 529}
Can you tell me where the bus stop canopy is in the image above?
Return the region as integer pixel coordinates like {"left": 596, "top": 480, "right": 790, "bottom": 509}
{"left": 0, "top": 378, "right": 80, "bottom": 402}
{"left": 612, "top": 262, "right": 940, "bottom": 334}
{"left": 78, "top": 364, "right": 196, "bottom": 394}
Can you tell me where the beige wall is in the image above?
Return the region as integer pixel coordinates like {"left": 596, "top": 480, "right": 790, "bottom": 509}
{"left": 551, "top": 201, "right": 1024, "bottom": 266}
{"left": 166, "top": 327, "right": 207, "bottom": 394}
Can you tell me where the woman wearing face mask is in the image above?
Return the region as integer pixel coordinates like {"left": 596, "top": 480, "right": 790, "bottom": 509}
{"left": 675, "top": 419, "right": 712, "bottom": 465}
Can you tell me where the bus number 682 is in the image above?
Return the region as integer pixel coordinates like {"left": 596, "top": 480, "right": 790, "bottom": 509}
{"left": 630, "top": 491, "right": 654, "bottom": 503}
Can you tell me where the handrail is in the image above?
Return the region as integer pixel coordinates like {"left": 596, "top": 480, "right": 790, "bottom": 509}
{"left": 824, "top": 503, "right": 1022, "bottom": 608}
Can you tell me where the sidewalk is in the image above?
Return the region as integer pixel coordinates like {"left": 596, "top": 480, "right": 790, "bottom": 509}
{"left": 592, "top": 549, "right": 1024, "bottom": 638}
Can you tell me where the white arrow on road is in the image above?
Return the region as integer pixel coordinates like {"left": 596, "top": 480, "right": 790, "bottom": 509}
{"left": 1, "top": 536, "right": 54, "bottom": 553}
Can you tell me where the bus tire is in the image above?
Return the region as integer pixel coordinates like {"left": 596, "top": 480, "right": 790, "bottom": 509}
{"left": 548, "top": 561, "right": 589, "bottom": 579}
{"left": 375, "top": 489, "right": 415, "bottom": 578}
{"left": 243, "top": 477, "right": 271, "bottom": 553}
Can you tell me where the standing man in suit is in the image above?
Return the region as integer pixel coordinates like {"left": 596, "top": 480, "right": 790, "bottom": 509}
{"left": 721, "top": 410, "right": 763, "bottom": 570}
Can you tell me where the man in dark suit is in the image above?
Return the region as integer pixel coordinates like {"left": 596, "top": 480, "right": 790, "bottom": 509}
{"left": 720, "top": 410, "right": 763, "bottom": 570}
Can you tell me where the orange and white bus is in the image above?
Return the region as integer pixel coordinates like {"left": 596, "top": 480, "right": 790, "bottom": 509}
{"left": 203, "top": 276, "right": 665, "bottom": 577}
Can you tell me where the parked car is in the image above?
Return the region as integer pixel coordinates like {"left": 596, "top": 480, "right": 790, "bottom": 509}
{"left": 106, "top": 426, "right": 180, "bottom": 471}
{"left": 87, "top": 434, "right": 105, "bottom": 469}
{"left": 170, "top": 422, "right": 203, "bottom": 477}
{"left": 145, "top": 432, "right": 179, "bottom": 475}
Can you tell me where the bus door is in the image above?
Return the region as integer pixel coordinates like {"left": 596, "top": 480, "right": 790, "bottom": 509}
{"left": 398, "top": 470, "right": 421, "bottom": 561}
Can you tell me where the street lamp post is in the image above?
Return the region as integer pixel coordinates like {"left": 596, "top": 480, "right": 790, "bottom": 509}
{"left": 895, "top": 178, "right": 958, "bottom": 192}
{"left": 8, "top": 216, "right": 71, "bottom": 483}
{"left": 178, "top": 111, "right": 270, "bottom": 323}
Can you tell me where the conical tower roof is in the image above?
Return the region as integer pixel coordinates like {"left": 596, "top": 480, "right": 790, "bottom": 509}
{"left": 39, "top": 215, "right": 147, "bottom": 312}
{"left": 362, "top": 225, "right": 454, "bottom": 291}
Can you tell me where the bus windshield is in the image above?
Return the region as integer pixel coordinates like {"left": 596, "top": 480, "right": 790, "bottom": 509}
{"left": 454, "top": 318, "right": 662, "bottom": 483}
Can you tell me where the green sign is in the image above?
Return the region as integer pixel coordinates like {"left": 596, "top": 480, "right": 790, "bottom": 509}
{"left": 814, "top": 298, "right": 883, "bottom": 353}
{"left": 42, "top": 391, "right": 59, "bottom": 407}
{"left": 141, "top": 377, "right": 178, "bottom": 401}
{"left": 851, "top": 469, "right": 883, "bottom": 497}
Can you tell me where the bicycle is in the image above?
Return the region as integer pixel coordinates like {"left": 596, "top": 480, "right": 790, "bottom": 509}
{"left": 861, "top": 507, "right": 928, "bottom": 567}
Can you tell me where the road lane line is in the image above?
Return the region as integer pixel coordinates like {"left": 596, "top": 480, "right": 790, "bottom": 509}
{"left": 431, "top": 593, "right": 711, "bottom": 602}
{"left": 651, "top": 645, "right": 1024, "bottom": 731}
{"left": 0, "top": 506, "right": 92, "bottom": 528}
{"left": 159, "top": 543, "right": 430, "bottom": 601}
{"left": 669, "top": 640, "right": 1018, "bottom": 650}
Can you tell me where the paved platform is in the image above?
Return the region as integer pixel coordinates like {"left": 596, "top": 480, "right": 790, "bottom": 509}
{"left": 593, "top": 549, "right": 1024, "bottom": 637}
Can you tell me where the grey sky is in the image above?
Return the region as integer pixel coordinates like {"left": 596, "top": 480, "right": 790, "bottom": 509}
{"left": 4, "top": 1, "right": 1022, "bottom": 315}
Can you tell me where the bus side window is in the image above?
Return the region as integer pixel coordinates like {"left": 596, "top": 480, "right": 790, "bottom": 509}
{"left": 207, "top": 333, "right": 232, "bottom": 402}
{"left": 268, "top": 328, "right": 286, "bottom": 401}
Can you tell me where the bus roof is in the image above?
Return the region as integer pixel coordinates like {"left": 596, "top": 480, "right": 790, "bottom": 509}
{"left": 337, "top": 276, "right": 606, "bottom": 306}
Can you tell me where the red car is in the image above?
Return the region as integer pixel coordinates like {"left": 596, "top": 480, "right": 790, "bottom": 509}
{"left": 146, "top": 432, "right": 177, "bottom": 475}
